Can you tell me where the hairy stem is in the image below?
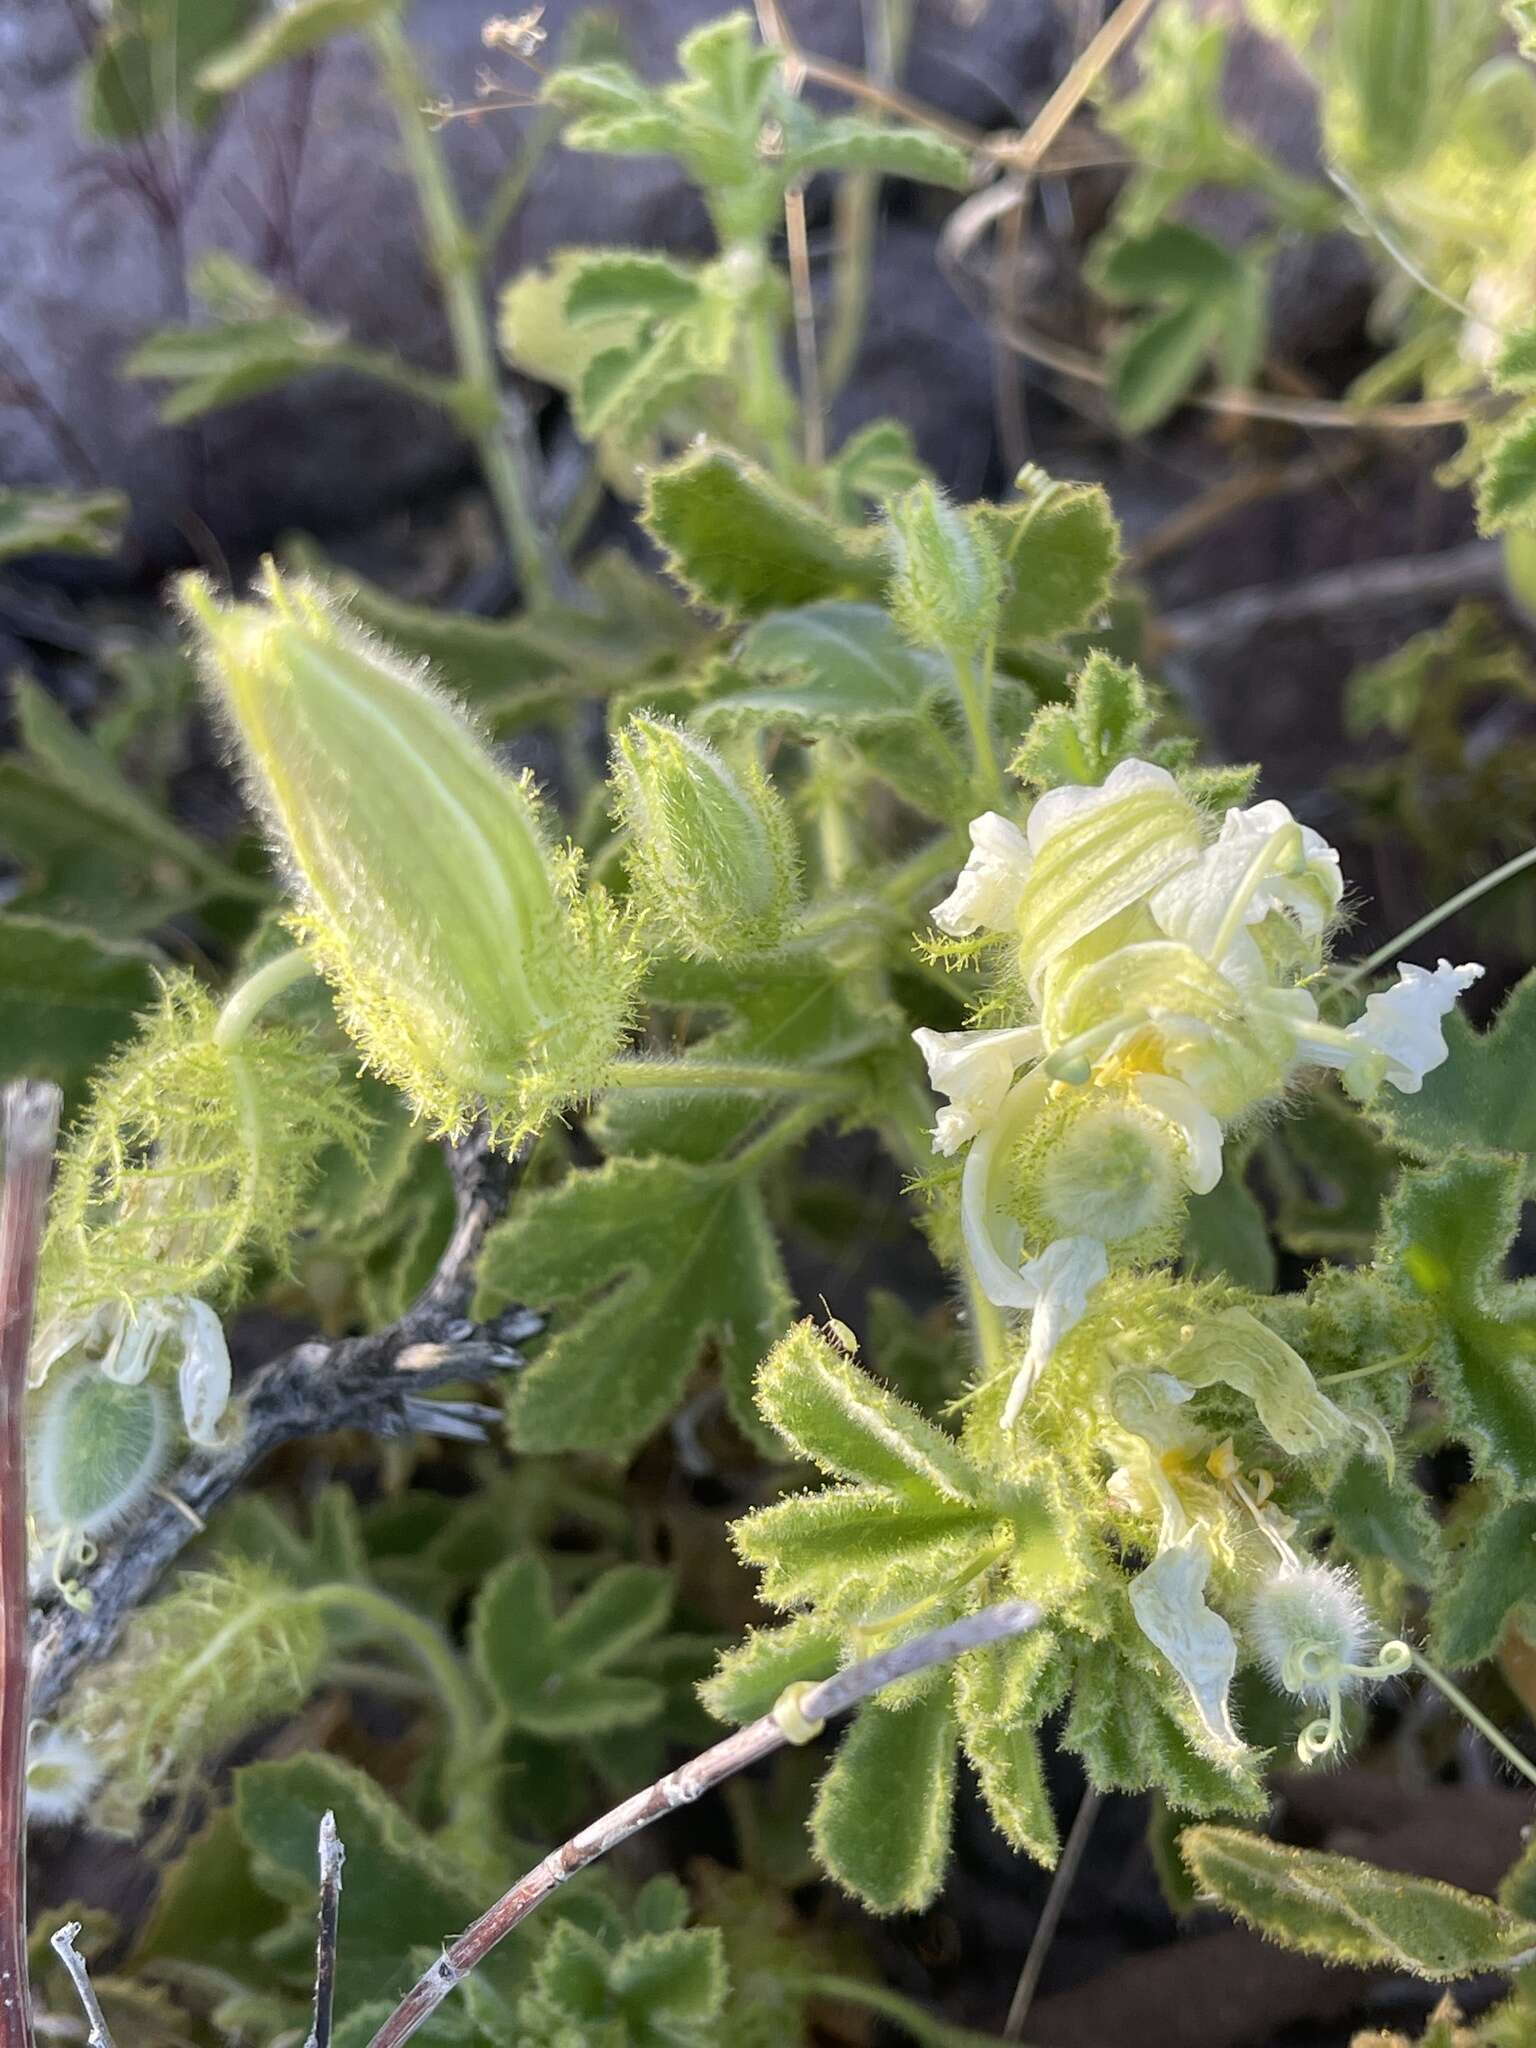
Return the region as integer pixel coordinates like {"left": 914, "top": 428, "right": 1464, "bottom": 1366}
{"left": 1335, "top": 843, "right": 1536, "bottom": 988}
{"left": 1, "top": 1082, "right": 62, "bottom": 2048}
{"left": 368, "top": 17, "right": 554, "bottom": 604}
{"left": 1410, "top": 1649, "right": 1536, "bottom": 1790}
{"left": 364, "top": 1599, "right": 1044, "bottom": 2048}
{"left": 605, "top": 1058, "right": 847, "bottom": 1096}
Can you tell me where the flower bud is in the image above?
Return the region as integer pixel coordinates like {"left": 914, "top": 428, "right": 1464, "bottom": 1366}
{"left": 1036, "top": 1098, "right": 1184, "bottom": 1247}
{"left": 25, "top": 1728, "right": 101, "bottom": 1826}
{"left": 183, "top": 567, "right": 637, "bottom": 1142}
{"left": 1248, "top": 1562, "right": 1375, "bottom": 1704}
{"left": 29, "top": 1366, "right": 172, "bottom": 1540}
{"left": 885, "top": 483, "right": 1002, "bottom": 656}
{"left": 612, "top": 714, "right": 798, "bottom": 959}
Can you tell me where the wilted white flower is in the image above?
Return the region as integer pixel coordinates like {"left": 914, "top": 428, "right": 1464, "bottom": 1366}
{"left": 931, "top": 812, "right": 1032, "bottom": 936}
{"left": 1331, "top": 959, "right": 1482, "bottom": 1100}
{"left": 1128, "top": 1535, "right": 1245, "bottom": 1759}
{"left": 912, "top": 1024, "right": 1042, "bottom": 1155}
{"left": 40, "top": 1296, "right": 232, "bottom": 1450}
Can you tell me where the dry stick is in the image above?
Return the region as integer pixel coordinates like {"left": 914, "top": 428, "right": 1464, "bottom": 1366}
{"left": 1002, "top": 1782, "right": 1103, "bottom": 2041}
{"left": 47, "top": 1924, "right": 116, "bottom": 2048}
{"left": 365, "top": 1599, "right": 1045, "bottom": 2048}
{"left": 754, "top": 0, "right": 826, "bottom": 469}
{"left": 305, "top": 1811, "right": 346, "bottom": 2048}
{"left": 0, "top": 1082, "right": 61, "bottom": 2048}
{"left": 29, "top": 1128, "right": 539, "bottom": 1718}
{"left": 1158, "top": 538, "right": 1504, "bottom": 657}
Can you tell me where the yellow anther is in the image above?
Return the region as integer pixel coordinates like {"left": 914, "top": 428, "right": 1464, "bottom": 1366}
{"left": 772, "top": 1681, "right": 827, "bottom": 1746}
{"left": 1206, "top": 1438, "right": 1239, "bottom": 1482}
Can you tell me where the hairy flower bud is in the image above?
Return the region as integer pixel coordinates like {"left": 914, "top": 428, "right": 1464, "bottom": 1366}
{"left": 612, "top": 714, "right": 799, "bottom": 959}
{"left": 29, "top": 1366, "right": 172, "bottom": 1542}
{"left": 885, "top": 483, "right": 1002, "bottom": 656}
{"left": 183, "top": 567, "right": 637, "bottom": 1142}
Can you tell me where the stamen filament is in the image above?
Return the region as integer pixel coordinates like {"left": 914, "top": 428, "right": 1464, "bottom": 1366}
{"left": 1206, "top": 824, "right": 1305, "bottom": 966}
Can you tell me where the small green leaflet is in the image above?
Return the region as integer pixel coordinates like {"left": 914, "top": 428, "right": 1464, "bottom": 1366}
{"left": 1095, "top": 223, "right": 1268, "bottom": 433}
{"left": 471, "top": 1555, "right": 675, "bottom": 1738}
{"left": 1478, "top": 408, "right": 1536, "bottom": 534}
{"left": 976, "top": 475, "right": 1122, "bottom": 646}
{"left": 518, "top": 1917, "right": 727, "bottom": 2048}
{"left": 83, "top": 0, "right": 256, "bottom": 139}
{"left": 0, "top": 916, "right": 161, "bottom": 1111}
{"left": 643, "top": 448, "right": 885, "bottom": 617}
{"left": 1381, "top": 971, "right": 1536, "bottom": 1186}
{"left": 233, "top": 1753, "right": 510, "bottom": 2019}
{"left": 1382, "top": 1153, "right": 1536, "bottom": 1494}
{"left": 0, "top": 488, "right": 126, "bottom": 562}
{"left": 475, "top": 1152, "right": 791, "bottom": 1456}
{"left": 1180, "top": 1826, "right": 1536, "bottom": 1979}
{"left": 1430, "top": 1491, "right": 1536, "bottom": 1667}
{"left": 810, "top": 1692, "right": 957, "bottom": 1914}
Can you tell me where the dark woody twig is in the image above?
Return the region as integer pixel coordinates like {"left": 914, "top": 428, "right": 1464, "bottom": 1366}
{"left": 29, "top": 1124, "right": 542, "bottom": 1718}
{"left": 1, "top": 1082, "right": 62, "bottom": 2048}
{"left": 305, "top": 1811, "right": 346, "bottom": 2048}
{"left": 365, "top": 1599, "right": 1045, "bottom": 2048}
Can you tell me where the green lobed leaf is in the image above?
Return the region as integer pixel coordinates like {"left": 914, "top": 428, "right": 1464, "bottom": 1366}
{"left": 1379, "top": 972, "right": 1536, "bottom": 1187}
{"left": 1430, "top": 1491, "right": 1536, "bottom": 1666}
{"left": 977, "top": 475, "right": 1121, "bottom": 646}
{"left": 698, "top": 1614, "right": 843, "bottom": 1725}
{"left": 475, "top": 1153, "right": 792, "bottom": 1456}
{"left": 83, "top": 0, "right": 256, "bottom": 139}
{"left": 234, "top": 1754, "right": 504, "bottom": 2019}
{"left": 1109, "top": 296, "right": 1228, "bottom": 434}
{"left": 1328, "top": 1455, "right": 1441, "bottom": 1588}
{"left": 828, "top": 420, "right": 932, "bottom": 515}
{"left": 784, "top": 116, "right": 972, "bottom": 189}
{"left": 1181, "top": 1162, "right": 1277, "bottom": 1293}
{"left": 0, "top": 916, "right": 161, "bottom": 1111}
{"left": 1382, "top": 1152, "right": 1536, "bottom": 1493}
{"left": 811, "top": 1691, "right": 958, "bottom": 1914}
{"left": 1009, "top": 650, "right": 1155, "bottom": 790}
{"left": 565, "top": 252, "right": 703, "bottom": 325}
{"left": 519, "top": 1919, "right": 727, "bottom": 2047}
{"left": 953, "top": 1628, "right": 1060, "bottom": 1867}
{"left": 1063, "top": 1638, "right": 1264, "bottom": 1814}
{"left": 1478, "top": 408, "right": 1536, "bottom": 534}
{"left": 754, "top": 1321, "right": 978, "bottom": 1504}
{"left": 472, "top": 1555, "right": 674, "bottom": 1738}
{"left": 1180, "top": 1826, "right": 1536, "bottom": 1978}
{"left": 0, "top": 487, "right": 126, "bottom": 562}
{"left": 199, "top": 0, "right": 399, "bottom": 93}
{"left": 643, "top": 448, "right": 885, "bottom": 617}
{"left": 132, "top": 1805, "right": 287, "bottom": 1977}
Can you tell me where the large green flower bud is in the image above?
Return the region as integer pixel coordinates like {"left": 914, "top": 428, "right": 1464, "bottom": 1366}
{"left": 612, "top": 714, "right": 799, "bottom": 959}
{"left": 183, "top": 566, "right": 637, "bottom": 1143}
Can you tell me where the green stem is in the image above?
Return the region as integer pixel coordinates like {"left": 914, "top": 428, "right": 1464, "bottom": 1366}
{"left": 1409, "top": 1648, "right": 1536, "bottom": 1790}
{"left": 789, "top": 1975, "right": 1011, "bottom": 2048}
{"left": 880, "top": 830, "right": 967, "bottom": 909}
{"left": 727, "top": 1097, "right": 836, "bottom": 1179}
{"left": 735, "top": 248, "right": 798, "bottom": 478}
{"left": 368, "top": 17, "right": 553, "bottom": 605}
{"left": 305, "top": 1585, "right": 485, "bottom": 1770}
{"left": 1337, "top": 842, "right": 1536, "bottom": 988}
{"left": 951, "top": 649, "right": 1004, "bottom": 802}
{"left": 212, "top": 948, "right": 315, "bottom": 1049}
{"left": 605, "top": 1058, "right": 846, "bottom": 1096}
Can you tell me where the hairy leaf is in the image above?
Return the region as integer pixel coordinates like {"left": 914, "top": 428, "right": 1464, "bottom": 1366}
{"left": 1430, "top": 1492, "right": 1536, "bottom": 1666}
{"left": 472, "top": 1555, "right": 673, "bottom": 1737}
{"left": 978, "top": 478, "right": 1121, "bottom": 646}
{"left": 1381, "top": 973, "right": 1536, "bottom": 1185}
{"left": 644, "top": 449, "right": 885, "bottom": 617}
{"left": 1382, "top": 1153, "right": 1536, "bottom": 1493}
{"left": 476, "top": 1153, "right": 791, "bottom": 1456}
{"left": 1180, "top": 1827, "right": 1536, "bottom": 1978}
{"left": 0, "top": 916, "right": 161, "bottom": 1110}
{"left": 811, "top": 1692, "right": 957, "bottom": 1914}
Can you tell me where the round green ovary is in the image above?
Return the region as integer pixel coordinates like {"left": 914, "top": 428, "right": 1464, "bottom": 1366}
{"left": 1038, "top": 1101, "right": 1183, "bottom": 1244}
{"left": 31, "top": 1367, "right": 172, "bottom": 1536}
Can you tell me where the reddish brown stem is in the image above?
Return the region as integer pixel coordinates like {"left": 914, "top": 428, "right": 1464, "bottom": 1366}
{"left": 365, "top": 1599, "right": 1043, "bottom": 2048}
{"left": 0, "top": 1083, "right": 61, "bottom": 2048}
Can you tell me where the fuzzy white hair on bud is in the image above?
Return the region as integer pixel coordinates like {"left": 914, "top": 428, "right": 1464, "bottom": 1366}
{"left": 1248, "top": 1562, "right": 1375, "bottom": 1703}
{"left": 29, "top": 1365, "right": 173, "bottom": 1542}
{"left": 25, "top": 1727, "right": 102, "bottom": 1827}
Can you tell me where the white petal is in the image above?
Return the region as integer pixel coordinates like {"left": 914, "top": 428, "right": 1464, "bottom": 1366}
{"left": 1130, "top": 1072, "right": 1225, "bottom": 1195}
{"left": 1217, "top": 800, "right": 1343, "bottom": 938}
{"left": 1026, "top": 758, "right": 1177, "bottom": 855}
{"left": 1128, "top": 1537, "right": 1244, "bottom": 1757}
{"left": 912, "top": 1024, "right": 1043, "bottom": 1155}
{"left": 1343, "top": 959, "right": 1484, "bottom": 1096}
{"left": 176, "top": 1299, "right": 232, "bottom": 1449}
{"left": 961, "top": 1109, "right": 1040, "bottom": 1311}
{"left": 99, "top": 1301, "right": 176, "bottom": 1385}
{"left": 931, "top": 812, "right": 1033, "bottom": 937}
{"left": 1001, "top": 1235, "right": 1109, "bottom": 1426}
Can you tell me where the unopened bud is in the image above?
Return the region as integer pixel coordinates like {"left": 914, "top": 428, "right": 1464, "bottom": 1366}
{"left": 885, "top": 482, "right": 1002, "bottom": 657}
{"left": 29, "top": 1366, "right": 172, "bottom": 1539}
{"left": 612, "top": 714, "right": 798, "bottom": 959}
{"left": 183, "top": 566, "right": 637, "bottom": 1142}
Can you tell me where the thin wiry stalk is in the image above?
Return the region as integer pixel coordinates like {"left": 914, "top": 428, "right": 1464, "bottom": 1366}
{"left": 47, "top": 1925, "right": 117, "bottom": 2048}
{"left": 0, "top": 1083, "right": 62, "bottom": 2048}
{"left": 364, "top": 1600, "right": 1044, "bottom": 2048}
{"left": 305, "top": 1811, "right": 346, "bottom": 2048}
